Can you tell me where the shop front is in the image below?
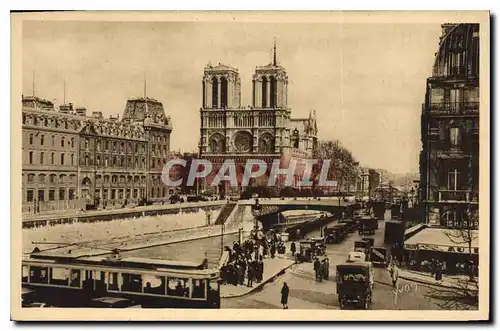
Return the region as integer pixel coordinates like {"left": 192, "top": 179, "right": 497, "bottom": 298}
{"left": 403, "top": 227, "right": 478, "bottom": 276}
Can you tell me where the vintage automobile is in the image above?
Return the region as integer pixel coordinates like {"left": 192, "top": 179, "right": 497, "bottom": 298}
{"left": 311, "top": 237, "right": 327, "bottom": 256}
{"left": 361, "top": 237, "right": 375, "bottom": 248}
{"left": 339, "top": 219, "right": 358, "bottom": 233}
{"left": 296, "top": 239, "right": 325, "bottom": 263}
{"left": 347, "top": 251, "right": 366, "bottom": 263}
{"left": 324, "top": 225, "right": 345, "bottom": 244}
{"left": 358, "top": 216, "right": 378, "bottom": 235}
{"left": 336, "top": 262, "right": 374, "bottom": 309}
{"left": 354, "top": 240, "right": 370, "bottom": 257}
{"left": 369, "top": 246, "right": 389, "bottom": 267}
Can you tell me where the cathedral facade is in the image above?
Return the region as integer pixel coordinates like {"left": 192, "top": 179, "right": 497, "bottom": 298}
{"left": 198, "top": 46, "right": 318, "bottom": 196}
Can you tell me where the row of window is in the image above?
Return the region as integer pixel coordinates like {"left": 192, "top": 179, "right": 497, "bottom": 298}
{"left": 27, "top": 151, "right": 75, "bottom": 166}
{"left": 26, "top": 188, "right": 75, "bottom": 202}
{"left": 82, "top": 139, "right": 168, "bottom": 154}
{"left": 97, "top": 188, "right": 146, "bottom": 200}
{"left": 28, "top": 134, "right": 75, "bottom": 148}
{"left": 26, "top": 173, "right": 76, "bottom": 184}
{"left": 95, "top": 174, "right": 147, "bottom": 184}
{"left": 94, "top": 187, "right": 168, "bottom": 200}
{"left": 83, "top": 139, "right": 147, "bottom": 154}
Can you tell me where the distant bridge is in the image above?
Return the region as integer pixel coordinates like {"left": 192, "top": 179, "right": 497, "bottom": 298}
{"left": 237, "top": 198, "right": 356, "bottom": 215}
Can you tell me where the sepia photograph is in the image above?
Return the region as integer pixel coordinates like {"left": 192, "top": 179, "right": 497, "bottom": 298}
{"left": 10, "top": 10, "right": 490, "bottom": 321}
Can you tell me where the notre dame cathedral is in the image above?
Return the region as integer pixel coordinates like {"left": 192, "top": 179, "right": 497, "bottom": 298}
{"left": 198, "top": 44, "right": 318, "bottom": 196}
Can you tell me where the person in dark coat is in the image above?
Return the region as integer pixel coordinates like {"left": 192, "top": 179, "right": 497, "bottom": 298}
{"left": 247, "top": 263, "right": 254, "bottom": 287}
{"left": 281, "top": 282, "right": 289, "bottom": 309}
{"left": 290, "top": 242, "right": 296, "bottom": 256}
{"left": 323, "top": 258, "right": 330, "bottom": 280}
{"left": 313, "top": 258, "right": 321, "bottom": 281}
{"left": 257, "top": 257, "right": 264, "bottom": 282}
{"left": 270, "top": 245, "right": 276, "bottom": 259}
{"left": 435, "top": 261, "right": 443, "bottom": 281}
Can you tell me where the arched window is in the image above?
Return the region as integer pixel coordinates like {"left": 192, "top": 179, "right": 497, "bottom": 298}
{"left": 61, "top": 137, "right": 65, "bottom": 147}
{"left": 29, "top": 151, "right": 34, "bottom": 164}
{"left": 262, "top": 76, "right": 268, "bottom": 108}
{"left": 71, "top": 138, "right": 74, "bottom": 148}
{"left": 212, "top": 77, "right": 218, "bottom": 108}
{"left": 220, "top": 77, "right": 228, "bottom": 108}
{"left": 270, "top": 76, "right": 277, "bottom": 108}
{"left": 60, "top": 153, "right": 65, "bottom": 165}
{"left": 40, "top": 135, "right": 44, "bottom": 146}
{"left": 38, "top": 174, "right": 46, "bottom": 183}
{"left": 51, "top": 153, "right": 55, "bottom": 164}
{"left": 29, "top": 133, "right": 34, "bottom": 145}
{"left": 27, "top": 173, "right": 35, "bottom": 182}
{"left": 40, "top": 152, "right": 44, "bottom": 164}
{"left": 52, "top": 135, "right": 55, "bottom": 146}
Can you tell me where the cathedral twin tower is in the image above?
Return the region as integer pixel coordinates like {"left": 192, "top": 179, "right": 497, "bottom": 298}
{"left": 201, "top": 44, "right": 288, "bottom": 111}
{"left": 198, "top": 43, "right": 318, "bottom": 194}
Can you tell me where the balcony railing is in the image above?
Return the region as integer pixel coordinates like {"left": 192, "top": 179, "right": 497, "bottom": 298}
{"left": 427, "top": 102, "right": 479, "bottom": 116}
{"left": 438, "top": 189, "right": 472, "bottom": 203}
{"left": 436, "top": 148, "right": 472, "bottom": 159}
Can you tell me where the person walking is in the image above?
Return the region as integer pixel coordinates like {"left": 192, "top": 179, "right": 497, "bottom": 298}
{"left": 290, "top": 241, "right": 296, "bottom": 257}
{"left": 281, "top": 282, "right": 289, "bottom": 309}
{"left": 389, "top": 262, "right": 399, "bottom": 288}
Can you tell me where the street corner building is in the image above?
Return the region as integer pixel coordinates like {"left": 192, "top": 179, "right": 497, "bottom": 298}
{"left": 419, "top": 23, "right": 480, "bottom": 229}
{"left": 21, "top": 94, "right": 173, "bottom": 214}
{"left": 198, "top": 44, "right": 319, "bottom": 196}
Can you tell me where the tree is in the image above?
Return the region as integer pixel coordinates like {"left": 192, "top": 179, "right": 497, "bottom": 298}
{"left": 312, "top": 140, "right": 360, "bottom": 192}
{"left": 426, "top": 278, "right": 478, "bottom": 310}
{"left": 445, "top": 206, "right": 479, "bottom": 281}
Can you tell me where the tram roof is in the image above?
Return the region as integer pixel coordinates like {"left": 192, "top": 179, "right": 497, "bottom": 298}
{"left": 80, "top": 256, "right": 202, "bottom": 268}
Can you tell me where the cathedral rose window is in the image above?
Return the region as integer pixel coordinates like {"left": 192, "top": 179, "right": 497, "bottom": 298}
{"left": 233, "top": 131, "right": 252, "bottom": 152}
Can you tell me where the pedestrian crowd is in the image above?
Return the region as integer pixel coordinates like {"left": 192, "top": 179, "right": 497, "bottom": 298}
{"left": 313, "top": 256, "right": 330, "bottom": 282}
{"left": 220, "top": 231, "right": 287, "bottom": 288}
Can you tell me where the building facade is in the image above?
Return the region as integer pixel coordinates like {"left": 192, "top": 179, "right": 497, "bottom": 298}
{"left": 198, "top": 46, "right": 318, "bottom": 196}
{"left": 21, "top": 95, "right": 173, "bottom": 213}
{"left": 419, "top": 23, "right": 480, "bottom": 229}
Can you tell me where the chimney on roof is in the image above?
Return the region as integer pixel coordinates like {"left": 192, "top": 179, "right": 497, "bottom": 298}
{"left": 92, "top": 111, "right": 103, "bottom": 119}
{"left": 75, "top": 106, "right": 87, "bottom": 117}
{"left": 59, "top": 103, "right": 74, "bottom": 114}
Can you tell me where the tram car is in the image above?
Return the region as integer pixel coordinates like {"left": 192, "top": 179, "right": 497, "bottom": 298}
{"left": 21, "top": 250, "right": 221, "bottom": 309}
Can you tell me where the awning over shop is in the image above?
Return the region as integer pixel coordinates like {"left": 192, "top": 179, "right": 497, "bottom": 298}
{"left": 404, "top": 227, "right": 479, "bottom": 254}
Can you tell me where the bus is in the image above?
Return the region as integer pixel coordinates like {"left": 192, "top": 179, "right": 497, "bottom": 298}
{"left": 21, "top": 251, "right": 221, "bottom": 309}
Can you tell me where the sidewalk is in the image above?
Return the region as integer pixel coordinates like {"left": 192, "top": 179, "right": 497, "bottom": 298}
{"left": 399, "top": 269, "right": 477, "bottom": 290}
{"left": 220, "top": 256, "right": 296, "bottom": 298}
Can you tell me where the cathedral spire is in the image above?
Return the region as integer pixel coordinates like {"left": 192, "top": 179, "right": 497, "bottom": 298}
{"left": 273, "top": 38, "right": 277, "bottom": 66}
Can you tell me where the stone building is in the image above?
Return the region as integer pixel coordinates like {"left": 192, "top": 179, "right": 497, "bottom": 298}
{"left": 198, "top": 44, "right": 318, "bottom": 196}
{"left": 21, "top": 94, "right": 173, "bottom": 213}
{"left": 419, "top": 23, "right": 480, "bottom": 228}
{"left": 22, "top": 97, "right": 82, "bottom": 213}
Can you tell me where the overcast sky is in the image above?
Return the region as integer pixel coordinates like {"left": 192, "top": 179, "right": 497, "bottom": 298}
{"left": 22, "top": 20, "right": 443, "bottom": 174}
